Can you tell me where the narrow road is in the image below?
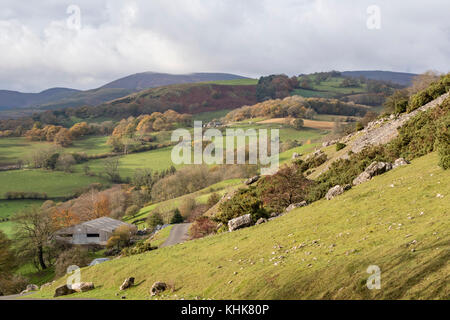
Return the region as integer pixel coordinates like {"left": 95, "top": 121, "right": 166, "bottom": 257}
{"left": 161, "top": 223, "right": 191, "bottom": 248}
{"left": 0, "top": 292, "right": 36, "bottom": 300}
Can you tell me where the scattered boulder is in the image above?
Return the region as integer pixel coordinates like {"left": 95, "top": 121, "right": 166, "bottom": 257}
{"left": 292, "top": 153, "right": 301, "bottom": 159}
{"left": 393, "top": 158, "right": 410, "bottom": 169}
{"left": 71, "top": 282, "right": 95, "bottom": 293}
{"left": 119, "top": 277, "right": 135, "bottom": 291}
{"left": 228, "top": 214, "right": 253, "bottom": 232}
{"left": 256, "top": 218, "right": 268, "bottom": 225}
{"left": 150, "top": 282, "right": 167, "bottom": 296}
{"left": 21, "top": 284, "right": 39, "bottom": 295}
{"left": 54, "top": 285, "right": 76, "bottom": 297}
{"left": 353, "top": 162, "right": 393, "bottom": 186}
{"left": 245, "top": 176, "right": 260, "bottom": 186}
{"left": 322, "top": 140, "right": 338, "bottom": 147}
{"left": 286, "top": 201, "right": 308, "bottom": 212}
{"left": 326, "top": 185, "right": 345, "bottom": 200}
{"left": 270, "top": 212, "right": 281, "bottom": 218}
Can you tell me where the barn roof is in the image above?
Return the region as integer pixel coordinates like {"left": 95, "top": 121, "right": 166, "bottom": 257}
{"left": 56, "top": 217, "right": 133, "bottom": 234}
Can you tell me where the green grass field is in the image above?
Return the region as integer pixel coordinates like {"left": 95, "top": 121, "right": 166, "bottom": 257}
{"left": 294, "top": 76, "right": 367, "bottom": 99}
{"left": 151, "top": 226, "right": 175, "bottom": 248}
{"left": 0, "top": 169, "right": 109, "bottom": 199}
{"left": 0, "top": 136, "right": 110, "bottom": 166}
{"left": 0, "top": 200, "right": 45, "bottom": 237}
{"left": 32, "top": 152, "right": 449, "bottom": 300}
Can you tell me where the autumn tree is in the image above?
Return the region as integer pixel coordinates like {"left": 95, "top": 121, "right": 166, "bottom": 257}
{"left": 69, "top": 122, "right": 90, "bottom": 139}
{"left": 13, "top": 206, "right": 56, "bottom": 270}
{"left": 51, "top": 207, "right": 80, "bottom": 230}
{"left": 54, "top": 128, "right": 73, "bottom": 147}
{"left": 259, "top": 164, "right": 314, "bottom": 212}
{"left": 106, "top": 225, "right": 136, "bottom": 250}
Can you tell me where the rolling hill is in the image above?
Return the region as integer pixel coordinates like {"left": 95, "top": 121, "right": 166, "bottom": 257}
{"left": 34, "top": 152, "right": 449, "bottom": 300}
{"left": 342, "top": 71, "right": 417, "bottom": 86}
{"left": 0, "top": 72, "right": 250, "bottom": 113}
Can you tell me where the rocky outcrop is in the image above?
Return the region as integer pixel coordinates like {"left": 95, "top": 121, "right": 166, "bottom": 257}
{"left": 351, "top": 92, "right": 449, "bottom": 154}
{"left": 20, "top": 284, "right": 39, "bottom": 295}
{"left": 393, "top": 158, "right": 410, "bottom": 169}
{"left": 54, "top": 285, "right": 76, "bottom": 297}
{"left": 256, "top": 218, "right": 268, "bottom": 225}
{"left": 286, "top": 201, "right": 308, "bottom": 212}
{"left": 228, "top": 214, "right": 253, "bottom": 232}
{"left": 292, "top": 153, "right": 301, "bottom": 159}
{"left": 150, "top": 282, "right": 167, "bottom": 296}
{"left": 71, "top": 282, "right": 95, "bottom": 293}
{"left": 353, "top": 162, "right": 393, "bottom": 186}
{"left": 245, "top": 176, "right": 260, "bottom": 185}
{"left": 326, "top": 185, "right": 345, "bottom": 200}
{"left": 119, "top": 277, "right": 135, "bottom": 291}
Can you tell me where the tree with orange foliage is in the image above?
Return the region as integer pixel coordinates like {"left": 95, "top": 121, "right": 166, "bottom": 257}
{"left": 51, "top": 207, "right": 80, "bottom": 229}
{"left": 92, "top": 195, "right": 111, "bottom": 219}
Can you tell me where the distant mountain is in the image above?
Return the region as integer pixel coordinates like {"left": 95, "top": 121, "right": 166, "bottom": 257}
{"left": 0, "top": 88, "right": 80, "bottom": 110}
{"left": 101, "top": 72, "right": 249, "bottom": 90}
{"left": 342, "top": 71, "right": 417, "bottom": 86}
{"left": 0, "top": 72, "right": 249, "bottom": 112}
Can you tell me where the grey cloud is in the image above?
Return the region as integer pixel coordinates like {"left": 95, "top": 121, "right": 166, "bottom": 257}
{"left": 0, "top": 0, "right": 448, "bottom": 92}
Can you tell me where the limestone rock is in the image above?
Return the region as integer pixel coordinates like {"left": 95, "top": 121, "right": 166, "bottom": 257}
{"left": 119, "top": 277, "right": 135, "bottom": 291}
{"left": 353, "top": 162, "right": 393, "bottom": 186}
{"left": 150, "top": 282, "right": 167, "bottom": 296}
{"left": 286, "top": 201, "right": 308, "bottom": 212}
{"left": 326, "top": 185, "right": 345, "bottom": 200}
{"left": 228, "top": 214, "right": 253, "bottom": 232}
{"left": 54, "top": 285, "right": 76, "bottom": 297}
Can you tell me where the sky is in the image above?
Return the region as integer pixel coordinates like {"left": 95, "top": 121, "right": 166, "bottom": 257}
{"left": 0, "top": 0, "right": 449, "bottom": 92}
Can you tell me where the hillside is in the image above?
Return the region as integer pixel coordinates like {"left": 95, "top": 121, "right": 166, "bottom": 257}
{"left": 101, "top": 72, "right": 249, "bottom": 90}
{"left": 342, "top": 71, "right": 416, "bottom": 86}
{"left": 0, "top": 72, "right": 249, "bottom": 114}
{"left": 34, "top": 152, "right": 449, "bottom": 300}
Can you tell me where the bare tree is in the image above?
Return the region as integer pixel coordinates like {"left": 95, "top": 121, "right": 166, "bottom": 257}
{"left": 104, "top": 157, "right": 121, "bottom": 183}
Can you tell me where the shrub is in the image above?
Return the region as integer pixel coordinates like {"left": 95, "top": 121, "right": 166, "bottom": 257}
{"left": 216, "top": 188, "right": 268, "bottom": 224}
{"left": 336, "top": 143, "right": 347, "bottom": 151}
{"left": 121, "top": 240, "right": 156, "bottom": 256}
{"left": 106, "top": 225, "right": 136, "bottom": 250}
{"left": 179, "top": 196, "right": 196, "bottom": 218}
{"left": 407, "top": 74, "right": 450, "bottom": 112}
{"left": 189, "top": 217, "right": 217, "bottom": 239}
{"left": 55, "top": 247, "right": 91, "bottom": 277}
{"left": 147, "top": 212, "right": 164, "bottom": 231}
{"left": 355, "top": 122, "right": 364, "bottom": 131}
{"left": 0, "top": 275, "right": 28, "bottom": 296}
{"left": 125, "top": 205, "right": 140, "bottom": 218}
{"left": 170, "top": 209, "right": 184, "bottom": 224}
{"left": 206, "top": 193, "right": 221, "bottom": 208}
{"left": 436, "top": 118, "right": 450, "bottom": 170}
{"left": 257, "top": 164, "right": 314, "bottom": 212}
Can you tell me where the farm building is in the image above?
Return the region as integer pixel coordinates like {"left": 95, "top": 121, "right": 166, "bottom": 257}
{"left": 55, "top": 217, "right": 135, "bottom": 245}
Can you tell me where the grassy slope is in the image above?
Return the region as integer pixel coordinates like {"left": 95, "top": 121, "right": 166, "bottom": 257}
{"left": 151, "top": 226, "right": 175, "bottom": 248}
{"left": 0, "top": 200, "right": 45, "bottom": 237}
{"left": 0, "top": 136, "right": 110, "bottom": 166}
{"left": 293, "top": 76, "right": 367, "bottom": 99}
{"left": 0, "top": 170, "right": 110, "bottom": 199}
{"left": 35, "top": 152, "right": 449, "bottom": 300}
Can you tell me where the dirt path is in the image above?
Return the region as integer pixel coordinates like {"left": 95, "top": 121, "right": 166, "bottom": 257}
{"left": 161, "top": 223, "right": 191, "bottom": 248}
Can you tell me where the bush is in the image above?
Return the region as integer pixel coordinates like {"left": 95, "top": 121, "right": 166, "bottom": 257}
{"left": 125, "top": 205, "right": 140, "bottom": 218}
{"left": 336, "top": 143, "right": 347, "bottom": 151}
{"left": 407, "top": 74, "right": 450, "bottom": 112}
{"left": 55, "top": 247, "right": 91, "bottom": 277}
{"left": 147, "top": 212, "right": 164, "bottom": 231}
{"left": 206, "top": 193, "right": 221, "bottom": 208}
{"left": 189, "top": 217, "right": 217, "bottom": 239}
{"left": 436, "top": 118, "right": 450, "bottom": 170}
{"left": 0, "top": 275, "right": 28, "bottom": 296}
{"left": 216, "top": 188, "right": 268, "bottom": 224}
{"left": 170, "top": 209, "right": 184, "bottom": 224}
{"left": 121, "top": 240, "right": 156, "bottom": 256}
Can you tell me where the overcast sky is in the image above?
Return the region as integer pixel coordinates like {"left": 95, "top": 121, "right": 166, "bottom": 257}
{"left": 0, "top": 0, "right": 449, "bottom": 92}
